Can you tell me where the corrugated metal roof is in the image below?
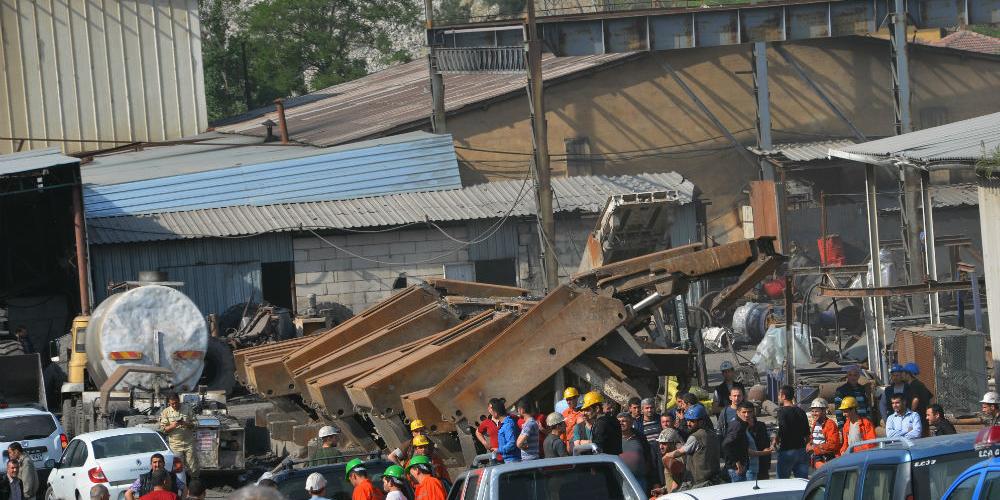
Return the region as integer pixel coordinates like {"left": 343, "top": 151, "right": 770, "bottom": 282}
{"left": 880, "top": 183, "right": 978, "bottom": 211}
{"left": 214, "top": 52, "right": 638, "bottom": 147}
{"left": 765, "top": 139, "right": 859, "bottom": 162}
{"left": 0, "top": 148, "right": 80, "bottom": 176}
{"left": 82, "top": 132, "right": 462, "bottom": 218}
{"left": 87, "top": 172, "right": 696, "bottom": 244}
{"left": 829, "top": 112, "right": 1000, "bottom": 167}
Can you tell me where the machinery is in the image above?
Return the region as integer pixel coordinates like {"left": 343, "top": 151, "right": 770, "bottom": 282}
{"left": 59, "top": 276, "right": 247, "bottom": 473}
{"left": 236, "top": 235, "right": 783, "bottom": 469}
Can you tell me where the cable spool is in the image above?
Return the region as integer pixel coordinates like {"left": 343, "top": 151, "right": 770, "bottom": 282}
{"left": 732, "top": 302, "right": 771, "bottom": 344}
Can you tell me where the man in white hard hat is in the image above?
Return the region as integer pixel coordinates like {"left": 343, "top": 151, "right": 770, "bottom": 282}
{"left": 982, "top": 392, "right": 1000, "bottom": 427}
{"left": 806, "top": 398, "right": 840, "bottom": 469}
{"left": 310, "top": 425, "right": 342, "bottom": 465}
{"left": 543, "top": 412, "right": 568, "bottom": 458}
{"left": 305, "top": 472, "right": 330, "bottom": 500}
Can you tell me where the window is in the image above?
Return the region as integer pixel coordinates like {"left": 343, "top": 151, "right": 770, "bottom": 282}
{"left": 982, "top": 471, "right": 1000, "bottom": 500}
{"left": 946, "top": 472, "right": 981, "bottom": 500}
{"left": 0, "top": 414, "right": 57, "bottom": 441}
{"left": 829, "top": 469, "right": 859, "bottom": 500}
{"left": 447, "top": 478, "right": 465, "bottom": 500}
{"left": 804, "top": 484, "right": 827, "bottom": 500}
{"left": 91, "top": 433, "right": 166, "bottom": 459}
{"left": 262, "top": 262, "right": 294, "bottom": 310}
{"left": 59, "top": 441, "right": 81, "bottom": 467}
{"left": 862, "top": 466, "right": 896, "bottom": 499}
{"left": 463, "top": 473, "right": 480, "bottom": 500}
{"left": 474, "top": 258, "right": 517, "bottom": 287}
{"left": 498, "top": 463, "right": 627, "bottom": 500}
{"left": 67, "top": 441, "right": 88, "bottom": 468}
{"left": 913, "top": 450, "right": 986, "bottom": 500}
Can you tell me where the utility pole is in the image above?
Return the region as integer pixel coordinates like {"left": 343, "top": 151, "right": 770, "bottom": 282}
{"left": 525, "top": 0, "right": 558, "bottom": 291}
{"left": 424, "top": 0, "right": 447, "bottom": 133}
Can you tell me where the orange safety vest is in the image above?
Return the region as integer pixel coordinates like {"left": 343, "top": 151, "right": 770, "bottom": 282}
{"left": 352, "top": 478, "right": 386, "bottom": 500}
{"left": 414, "top": 476, "right": 447, "bottom": 500}
{"left": 838, "top": 416, "right": 877, "bottom": 457}
{"left": 562, "top": 407, "right": 580, "bottom": 444}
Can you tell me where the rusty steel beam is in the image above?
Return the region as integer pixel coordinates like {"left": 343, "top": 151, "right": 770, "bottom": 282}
{"left": 573, "top": 242, "right": 703, "bottom": 284}
{"left": 291, "top": 303, "right": 462, "bottom": 401}
{"left": 426, "top": 278, "right": 528, "bottom": 298}
{"left": 402, "top": 284, "right": 627, "bottom": 430}
{"left": 304, "top": 334, "right": 443, "bottom": 419}
{"left": 267, "top": 285, "right": 440, "bottom": 396}
{"left": 241, "top": 338, "right": 315, "bottom": 395}
{"left": 819, "top": 279, "right": 980, "bottom": 298}
{"left": 709, "top": 253, "right": 785, "bottom": 315}
{"left": 346, "top": 309, "right": 518, "bottom": 421}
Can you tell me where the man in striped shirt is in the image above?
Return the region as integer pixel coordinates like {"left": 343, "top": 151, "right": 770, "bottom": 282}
{"left": 516, "top": 398, "right": 540, "bottom": 460}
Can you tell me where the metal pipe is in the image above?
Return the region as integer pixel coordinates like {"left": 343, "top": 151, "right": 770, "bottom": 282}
{"left": 919, "top": 169, "right": 940, "bottom": 323}
{"left": 784, "top": 274, "right": 795, "bottom": 387}
{"left": 274, "top": 99, "right": 290, "bottom": 144}
{"left": 753, "top": 42, "right": 775, "bottom": 181}
{"left": 631, "top": 292, "right": 664, "bottom": 314}
{"left": 865, "top": 163, "right": 888, "bottom": 382}
{"left": 72, "top": 181, "right": 92, "bottom": 315}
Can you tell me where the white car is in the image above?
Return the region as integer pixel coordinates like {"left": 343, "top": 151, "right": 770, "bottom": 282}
{"left": 658, "top": 478, "right": 808, "bottom": 500}
{"left": 0, "top": 407, "right": 67, "bottom": 482}
{"left": 44, "top": 427, "right": 179, "bottom": 500}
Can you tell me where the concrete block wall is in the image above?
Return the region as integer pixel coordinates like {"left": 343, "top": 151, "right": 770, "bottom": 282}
{"left": 516, "top": 217, "right": 594, "bottom": 292}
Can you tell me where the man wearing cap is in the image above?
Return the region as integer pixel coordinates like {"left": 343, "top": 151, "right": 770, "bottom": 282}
{"left": 981, "top": 392, "right": 1000, "bottom": 427}
{"left": 881, "top": 365, "right": 911, "bottom": 427}
{"left": 834, "top": 365, "right": 879, "bottom": 429}
{"left": 655, "top": 427, "right": 685, "bottom": 494}
{"left": 543, "top": 412, "right": 569, "bottom": 458}
{"left": 390, "top": 420, "right": 430, "bottom": 467}
{"left": 407, "top": 456, "right": 446, "bottom": 500}
{"left": 838, "top": 396, "right": 876, "bottom": 456}
{"left": 560, "top": 387, "right": 582, "bottom": 448}
{"left": 714, "top": 361, "right": 745, "bottom": 411}
{"left": 806, "top": 398, "right": 840, "bottom": 469}
{"left": 305, "top": 472, "right": 331, "bottom": 500}
{"left": 310, "top": 425, "right": 342, "bottom": 465}
{"left": 902, "top": 362, "right": 933, "bottom": 437}
{"left": 663, "top": 404, "right": 721, "bottom": 489}
{"left": 582, "top": 391, "right": 622, "bottom": 455}
{"left": 346, "top": 458, "right": 385, "bottom": 500}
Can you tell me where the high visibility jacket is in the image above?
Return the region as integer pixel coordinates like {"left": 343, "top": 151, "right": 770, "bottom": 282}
{"left": 838, "top": 416, "right": 877, "bottom": 457}
{"left": 562, "top": 407, "right": 580, "bottom": 444}
{"left": 807, "top": 417, "right": 841, "bottom": 458}
{"left": 414, "top": 476, "right": 447, "bottom": 500}
{"left": 352, "top": 479, "right": 385, "bottom": 500}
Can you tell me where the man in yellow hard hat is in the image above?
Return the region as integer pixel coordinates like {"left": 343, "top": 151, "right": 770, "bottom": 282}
{"left": 410, "top": 434, "right": 451, "bottom": 483}
{"left": 579, "top": 391, "right": 622, "bottom": 455}
{"left": 838, "top": 396, "right": 876, "bottom": 457}
{"left": 389, "top": 420, "right": 430, "bottom": 466}
{"left": 561, "top": 387, "right": 581, "bottom": 447}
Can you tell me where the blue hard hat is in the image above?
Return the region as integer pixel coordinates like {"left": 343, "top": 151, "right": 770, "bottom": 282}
{"left": 904, "top": 362, "right": 919, "bottom": 375}
{"left": 685, "top": 404, "right": 708, "bottom": 420}
{"left": 890, "top": 364, "right": 904, "bottom": 373}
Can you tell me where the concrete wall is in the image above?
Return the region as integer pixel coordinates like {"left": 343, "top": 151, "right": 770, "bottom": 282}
{"left": 443, "top": 37, "right": 1000, "bottom": 242}
{"left": 292, "top": 217, "right": 594, "bottom": 313}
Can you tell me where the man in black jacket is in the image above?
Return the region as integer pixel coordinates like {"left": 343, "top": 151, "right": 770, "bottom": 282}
{"left": 722, "top": 402, "right": 751, "bottom": 483}
{"left": 0, "top": 460, "right": 24, "bottom": 500}
{"left": 582, "top": 391, "right": 622, "bottom": 455}
{"left": 927, "top": 404, "right": 957, "bottom": 436}
{"left": 124, "top": 454, "right": 184, "bottom": 500}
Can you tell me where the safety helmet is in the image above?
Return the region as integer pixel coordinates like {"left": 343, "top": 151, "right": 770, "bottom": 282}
{"left": 810, "top": 398, "right": 828, "bottom": 409}
{"left": 383, "top": 465, "right": 405, "bottom": 480}
{"left": 720, "top": 360, "right": 735, "bottom": 371}
{"left": 657, "top": 428, "right": 683, "bottom": 444}
{"left": 406, "top": 454, "right": 433, "bottom": 474}
{"left": 318, "top": 425, "right": 340, "bottom": 438}
{"left": 890, "top": 364, "right": 905, "bottom": 373}
{"left": 305, "top": 472, "right": 326, "bottom": 491}
{"left": 412, "top": 434, "right": 431, "bottom": 447}
{"left": 409, "top": 419, "right": 426, "bottom": 431}
{"left": 838, "top": 396, "right": 858, "bottom": 410}
{"left": 545, "top": 412, "right": 564, "bottom": 427}
{"left": 580, "top": 391, "right": 604, "bottom": 409}
{"left": 904, "top": 362, "right": 920, "bottom": 375}
{"left": 982, "top": 392, "right": 1000, "bottom": 405}
{"left": 563, "top": 387, "right": 580, "bottom": 399}
{"left": 345, "top": 458, "right": 365, "bottom": 480}
{"left": 684, "top": 404, "right": 707, "bottom": 421}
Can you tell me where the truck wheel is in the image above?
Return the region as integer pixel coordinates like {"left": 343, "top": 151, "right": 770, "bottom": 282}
{"left": 201, "top": 337, "right": 236, "bottom": 394}
{"left": 0, "top": 340, "right": 24, "bottom": 356}
{"left": 62, "top": 399, "right": 76, "bottom": 437}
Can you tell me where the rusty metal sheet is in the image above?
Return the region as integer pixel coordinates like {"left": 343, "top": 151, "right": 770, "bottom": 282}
{"left": 426, "top": 278, "right": 527, "bottom": 298}
{"left": 272, "top": 285, "right": 440, "bottom": 396}
{"left": 402, "top": 284, "right": 627, "bottom": 430}
{"left": 604, "top": 239, "right": 764, "bottom": 294}
{"left": 819, "top": 279, "right": 978, "bottom": 297}
{"left": 830, "top": 1, "right": 875, "bottom": 36}
{"left": 346, "top": 309, "right": 517, "bottom": 421}
{"left": 575, "top": 242, "right": 703, "bottom": 284}
{"left": 695, "top": 11, "right": 740, "bottom": 47}
{"left": 239, "top": 337, "right": 313, "bottom": 390}
{"left": 605, "top": 18, "right": 647, "bottom": 52}
{"left": 740, "top": 7, "right": 784, "bottom": 42}
{"left": 650, "top": 14, "right": 695, "bottom": 50}
{"left": 304, "top": 334, "right": 443, "bottom": 418}
{"left": 291, "top": 303, "right": 461, "bottom": 400}
{"left": 787, "top": 3, "right": 830, "bottom": 40}
{"left": 710, "top": 253, "right": 784, "bottom": 314}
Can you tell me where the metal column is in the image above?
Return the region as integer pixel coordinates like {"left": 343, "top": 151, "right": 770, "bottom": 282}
{"left": 424, "top": 0, "right": 447, "bottom": 133}
{"left": 752, "top": 42, "right": 775, "bottom": 181}
{"left": 865, "top": 164, "right": 888, "bottom": 381}
{"left": 919, "top": 169, "right": 941, "bottom": 323}
{"left": 71, "top": 178, "right": 92, "bottom": 315}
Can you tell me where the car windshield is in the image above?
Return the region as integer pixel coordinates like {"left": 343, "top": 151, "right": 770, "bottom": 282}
{"left": 497, "top": 462, "right": 633, "bottom": 500}
{"left": 278, "top": 462, "right": 389, "bottom": 500}
{"left": 912, "top": 449, "right": 985, "bottom": 500}
{"left": 0, "top": 414, "right": 56, "bottom": 441}
{"left": 91, "top": 433, "right": 167, "bottom": 459}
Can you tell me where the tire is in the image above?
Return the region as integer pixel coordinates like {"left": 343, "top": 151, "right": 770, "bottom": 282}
{"left": 0, "top": 339, "right": 24, "bottom": 356}
{"left": 200, "top": 336, "right": 237, "bottom": 394}
{"left": 219, "top": 302, "right": 259, "bottom": 336}
{"left": 44, "top": 486, "right": 55, "bottom": 500}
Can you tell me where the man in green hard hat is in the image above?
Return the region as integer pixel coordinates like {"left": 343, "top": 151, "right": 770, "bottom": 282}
{"left": 346, "top": 458, "right": 384, "bottom": 500}
{"left": 407, "top": 455, "right": 446, "bottom": 500}
{"left": 380, "top": 465, "right": 412, "bottom": 500}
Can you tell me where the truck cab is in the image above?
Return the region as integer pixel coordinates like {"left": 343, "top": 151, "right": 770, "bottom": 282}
{"left": 940, "top": 427, "right": 1000, "bottom": 500}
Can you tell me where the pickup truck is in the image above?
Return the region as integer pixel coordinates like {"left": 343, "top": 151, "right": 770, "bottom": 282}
{"left": 448, "top": 452, "right": 645, "bottom": 500}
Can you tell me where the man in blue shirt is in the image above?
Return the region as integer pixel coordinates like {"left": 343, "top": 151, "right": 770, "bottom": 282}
{"left": 886, "top": 394, "right": 922, "bottom": 439}
{"left": 493, "top": 398, "right": 522, "bottom": 462}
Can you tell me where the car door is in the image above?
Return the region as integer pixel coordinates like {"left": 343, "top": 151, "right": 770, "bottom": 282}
{"left": 49, "top": 440, "right": 83, "bottom": 497}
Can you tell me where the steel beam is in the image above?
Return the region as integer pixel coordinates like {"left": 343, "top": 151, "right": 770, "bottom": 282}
{"left": 240, "top": 337, "right": 314, "bottom": 393}
{"left": 753, "top": 42, "right": 775, "bottom": 181}
{"left": 818, "top": 279, "right": 978, "bottom": 298}
{"left": 919, "top": 169, "right": 941, "bottom": 323}
{"left": 865, "top": 163, "right": 888, "bottom": 381}
{"left": 426, "top": 278, "right": 528, "bottom": 298}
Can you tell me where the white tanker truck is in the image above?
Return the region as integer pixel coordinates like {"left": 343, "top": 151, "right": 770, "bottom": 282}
{"left": 59, "top": 279, "right": 246, "bottom": 474}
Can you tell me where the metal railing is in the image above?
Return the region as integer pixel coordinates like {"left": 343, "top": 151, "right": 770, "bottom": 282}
{"left": 436, "top": 47, "right": 526, "bottom": 74}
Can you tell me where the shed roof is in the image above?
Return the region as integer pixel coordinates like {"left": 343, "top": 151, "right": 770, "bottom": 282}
{"left": 757, "top": 139, "right": 859, "bottom": 162}
{"left": 880, "top": 183, "right": 978, "bottom": 211}
{"left": 0, "top": 147, "right": 79, "bottom": 176}
{"left": 214, "top": 52, "right": 638, "bottom": 147}
{"left": 930, "top": 30, "right": 1000, "bottom": 55}
{"left": 82, "top": 132, "right": 462, "bottom": 218}
{"left": 87, "top": 172, "right": 696, "bottom": 245}
{"left": 828, "top": 112, "right": 1000, "bottom": 167}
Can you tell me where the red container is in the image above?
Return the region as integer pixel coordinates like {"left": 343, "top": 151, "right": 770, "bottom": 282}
{"left": 817, "top": 235, "right": 846, "bottom": 266}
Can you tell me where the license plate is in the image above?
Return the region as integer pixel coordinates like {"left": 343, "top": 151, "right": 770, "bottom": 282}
{"left": 29, "top": 453, "right": 43, "bottom": 463}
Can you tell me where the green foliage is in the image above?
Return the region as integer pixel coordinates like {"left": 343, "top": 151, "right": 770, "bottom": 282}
{"left": 199, "top": 0, "right": 420, "bottom": 124}
{"left": 970, "top": 24, "right": 1000, "bottom": 39}
{"left": 975, "top": 143, "right": 1000, "bottom": 179}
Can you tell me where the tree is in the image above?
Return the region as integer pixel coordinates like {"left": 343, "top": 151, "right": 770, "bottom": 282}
{"left": 200, "top": 0, "right": 249, "bottom": 122}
